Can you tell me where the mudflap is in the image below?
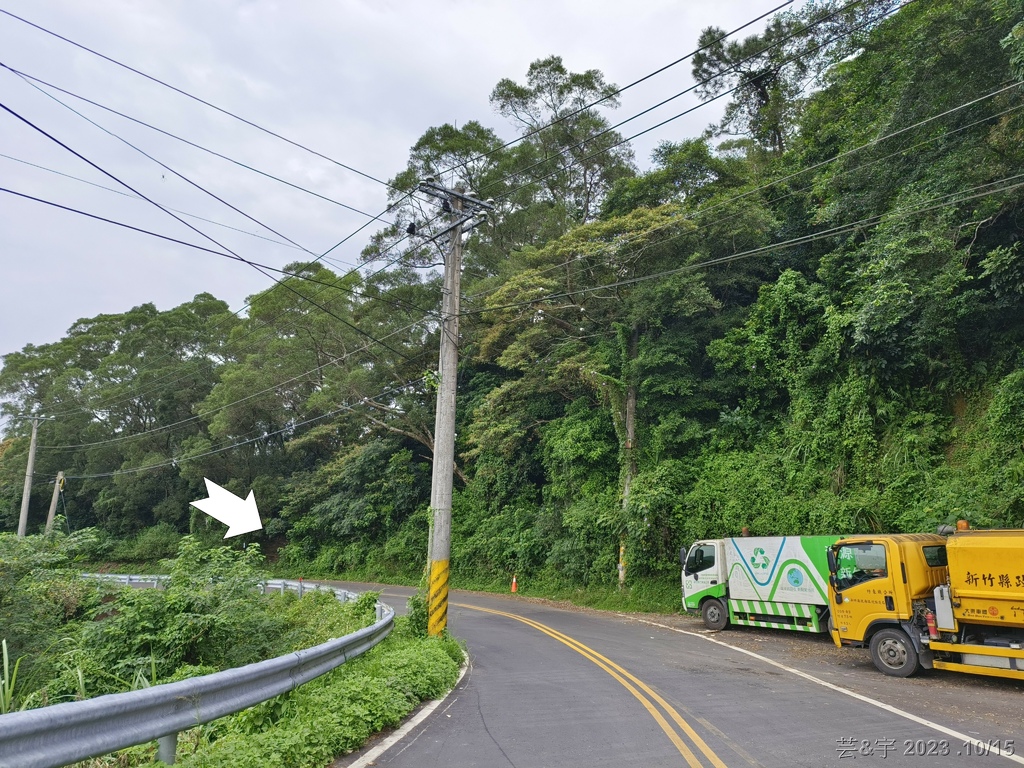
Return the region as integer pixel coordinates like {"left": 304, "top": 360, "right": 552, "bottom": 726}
{"left": 900, "top": 620, "right": 934, "bottom": 669}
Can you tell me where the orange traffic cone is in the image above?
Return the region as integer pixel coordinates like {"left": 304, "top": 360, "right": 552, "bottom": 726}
{"left": 511, "top": 574, "right": 518, "bottom": 593}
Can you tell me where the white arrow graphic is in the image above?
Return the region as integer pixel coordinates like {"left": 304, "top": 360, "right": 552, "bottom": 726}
{"left": 190, "top": 478, "right": 263, "bottom": 538}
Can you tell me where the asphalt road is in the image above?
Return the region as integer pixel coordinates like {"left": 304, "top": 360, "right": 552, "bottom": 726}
{"left": 327, "top": 583, "right": 1023, "bottom": 768}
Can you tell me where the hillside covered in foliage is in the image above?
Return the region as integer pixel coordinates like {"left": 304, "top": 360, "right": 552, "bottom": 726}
{"left": 3, "top": 0, "right": 1023, "bottom": 589}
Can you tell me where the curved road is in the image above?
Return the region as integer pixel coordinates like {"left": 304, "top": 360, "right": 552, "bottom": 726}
{"left": 329, "top": 583, "right": 1023, "bottom": 767}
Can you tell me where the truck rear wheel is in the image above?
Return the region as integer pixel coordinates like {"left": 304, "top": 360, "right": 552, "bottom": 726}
{"left": 701, "top": 598, "right": 728, "bottom": 631}
{"left": 869, "top": 628, "right": 920, "bottom": 677}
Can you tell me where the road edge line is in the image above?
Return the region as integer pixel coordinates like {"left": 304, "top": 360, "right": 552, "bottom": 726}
{"left": 343, "top": 655, "right": 469, "bottom": 768}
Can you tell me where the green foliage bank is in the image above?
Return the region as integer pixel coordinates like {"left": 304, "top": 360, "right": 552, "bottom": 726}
{"left": 0, "top": 532, "right": 462, "bottom": 767}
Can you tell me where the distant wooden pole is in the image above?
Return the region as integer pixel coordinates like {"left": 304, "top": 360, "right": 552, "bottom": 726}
{"left": 17, "top": 417, "right": 40, "bottom": 537}
{"left": 45, "top": 471, "right": 65, "bottom": 534}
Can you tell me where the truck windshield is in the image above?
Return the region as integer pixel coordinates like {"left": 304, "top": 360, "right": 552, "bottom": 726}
{"left": 833, "top": 543, "right": 888, "bottom": 591}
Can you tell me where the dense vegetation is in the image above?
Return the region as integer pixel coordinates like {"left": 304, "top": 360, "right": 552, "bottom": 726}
{"left": 0, "top": 531, "right": 462, "bottom": 767}
{"left": 2, "top": 0, "right": 1023, "bottom": 595}
{"left": 0, "top": 531, "right": 376, "bottom": 709}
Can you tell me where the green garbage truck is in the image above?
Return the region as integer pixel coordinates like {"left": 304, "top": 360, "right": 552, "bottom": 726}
{"left": 681, "top": 535, "right": 841, "bottom": 632}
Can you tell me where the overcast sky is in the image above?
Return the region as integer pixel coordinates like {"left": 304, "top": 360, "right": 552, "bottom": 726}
{"left": 0, "top": 1, "right": 779, "bottom": 387}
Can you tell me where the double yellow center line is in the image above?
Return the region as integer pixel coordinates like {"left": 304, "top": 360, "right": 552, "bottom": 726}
{"left": 457, "top": 603, "right": 728, "bottom": 767}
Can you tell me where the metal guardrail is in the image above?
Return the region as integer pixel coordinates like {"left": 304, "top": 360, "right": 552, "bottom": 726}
{"left": 0, "top": 577, "right": 394, "bottom": 768}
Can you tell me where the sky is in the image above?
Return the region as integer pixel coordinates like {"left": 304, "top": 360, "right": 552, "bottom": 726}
{"left": 0, "top": 1, "right": 780, "bottom": 395}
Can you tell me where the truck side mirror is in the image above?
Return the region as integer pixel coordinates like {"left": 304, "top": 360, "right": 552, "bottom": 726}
{"left": 826, "top": 548, "right": 837, "bottom": 574}
{"left": 679, "top": 548, "right": 687, "bottom": 568}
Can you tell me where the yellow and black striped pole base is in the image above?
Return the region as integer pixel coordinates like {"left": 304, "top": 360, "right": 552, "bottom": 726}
{"left": 427, "top": 558, "right": 449, "bottom": 636}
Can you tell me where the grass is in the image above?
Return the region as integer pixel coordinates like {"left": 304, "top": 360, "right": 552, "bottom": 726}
{"left": 1, "top": 639, "right": 24, "bottom": 714}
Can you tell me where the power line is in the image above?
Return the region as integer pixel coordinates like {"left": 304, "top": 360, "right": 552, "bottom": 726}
{"left": 8, "top": 66, "right": 436, "bottom": 293}
{"left": 0, "top": 152, "right": 309, "bottom": 251}
{"left": 38, "top": 171, "right": 1024, "bottom": 461}
{"left": 61, "top": 376, "right": 429, "bottom": 479}
{"left": 0, "top": 0, "right": 913, "bottom": 450}
{"left": 486, "top": 0, "right": 906, "bottom": 206}
{"left": 468, "top": 80, "right": 1023, "bottom": 304}
{"left": 0, "top": 186, "right": 434, "bottom": 333}
{"left": 0, "top": 0, "right": 806, "bottom": 425}
{"left": 462, "top": 0, "right": 918, "bottom": 302}
{"left": 0, "top": 186, "right": 399, "bottom": 302}
{"left": 35, "top": 66, "right": 1016, "bottom": 444}
{"left": 1, "top": 49, "right": 445, "bottom": 415}
{"left": 16, "top": 70, "right": 329, "bottom": 263}
{"left": 441, "top": 0, "right": 794, "bottom": 181}
{"left": 1, "top": 180, "right": 433, "bottom": 421}
{"left": 0, "top": 61, "right": 386, "bottom": 223}
{"left": 459, "top": 173, "right": 1024, "bottom": 318}
{"left": 0, "top": 2, "right": 871, "bottom": 445}
{"left": 28, "top": 165, "right": 1021, "bottom": 459}
{"left": 0, "top": 8, "right": 397, "bottom": 192}
{"left": 0, "top": 98, "right": 416, "bottom": 363}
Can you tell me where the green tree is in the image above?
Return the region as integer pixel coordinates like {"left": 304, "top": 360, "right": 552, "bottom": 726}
{"left": 489, "top": 56, "right": 636, "bottom": 224}
{"left": 693, "top": 1, "right": 899, "bottom": 153}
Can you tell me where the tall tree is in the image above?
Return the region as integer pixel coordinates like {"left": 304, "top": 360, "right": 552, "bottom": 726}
{"left": 692, "top": 1, "right": 900, "bottom": 153}
{"left": 489, "top": 56, "right": 636, "bottom": 224}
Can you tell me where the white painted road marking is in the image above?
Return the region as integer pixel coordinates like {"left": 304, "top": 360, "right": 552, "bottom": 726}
{"left": 628, "top": 617, "right": 1024, "bottom": 765}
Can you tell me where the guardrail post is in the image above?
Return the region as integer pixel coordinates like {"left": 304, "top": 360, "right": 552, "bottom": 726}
{"left": 157, "top": 732, "right": 177, "bottom": 764}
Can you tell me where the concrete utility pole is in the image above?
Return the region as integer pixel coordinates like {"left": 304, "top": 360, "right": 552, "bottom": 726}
{"left": 45, "top": 470, "right": 65, "bottom": 534}
{"left": 17, "top": 416, "right": 42, "bottom": 537}
{"left": 418, "top": 179, "right": 492, "bottom": 637}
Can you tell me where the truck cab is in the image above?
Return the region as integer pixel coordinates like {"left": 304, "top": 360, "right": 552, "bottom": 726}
{"left": 827, "top": 533, "right": 953, "bottom": 677}
{"left": 681, "top": 540, "right": 728, "bottom": 629}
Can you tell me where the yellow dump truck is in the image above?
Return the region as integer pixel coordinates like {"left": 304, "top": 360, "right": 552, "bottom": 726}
{"left": 826, "top": 529, "right": 1024, "bottom": 679}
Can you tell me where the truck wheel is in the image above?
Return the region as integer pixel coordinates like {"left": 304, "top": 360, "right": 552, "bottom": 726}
{"left": 869, "top": 628, "right": 920, "bottom": 677}
{"left": 701, "top": 598, "right": 728, "bottom": 631}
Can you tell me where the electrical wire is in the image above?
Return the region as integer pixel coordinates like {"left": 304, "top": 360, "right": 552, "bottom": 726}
{"left": 0, "top": 0, "right": 804, "bottom": 421}
{"left": 0, "top": 0, "right": 880, "bottom": 444}
{"left": 0, "top": 8, "right": 397, "bottom": 192}
{"left": 466, "top": 80, "right": 1024, "bottom": 304}
{"left": 61, "top": 376, "right": 429, "bottom": 479}
{"left": 442, "top": 0, "right": 795, "bottom": 181}
{"left": 9, "top": 68, "right": 437, "bottom": 316}
{"left": 471, "top": 2, "right": 1022, "bottom": 304}
{"left": 459, "top": 173, "right": 1024, "bottom": 317}
{"left": 0, "top": 152, "right": 310, "bottom": 250}
{"left": 0, "top": 98, "right": 417, "bottom": 364}
{"left": 0, "top": 189, "right": 433, "bottom": 424}
{"left": 0, "top": 62, "right": 385, "bottom": 223}
{"left": 39, "top": 170, "right": 1024, "bottom": 463}
{"left": 485, "top": 0, "right": 908, "bottom": 211}
{"left": 16, "top": 69, "right": 331, "bottom": 263}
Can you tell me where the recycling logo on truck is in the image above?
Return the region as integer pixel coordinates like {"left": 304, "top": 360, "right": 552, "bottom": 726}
{"left": 750, "top": 548, "right": 770, "bottom": 570}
